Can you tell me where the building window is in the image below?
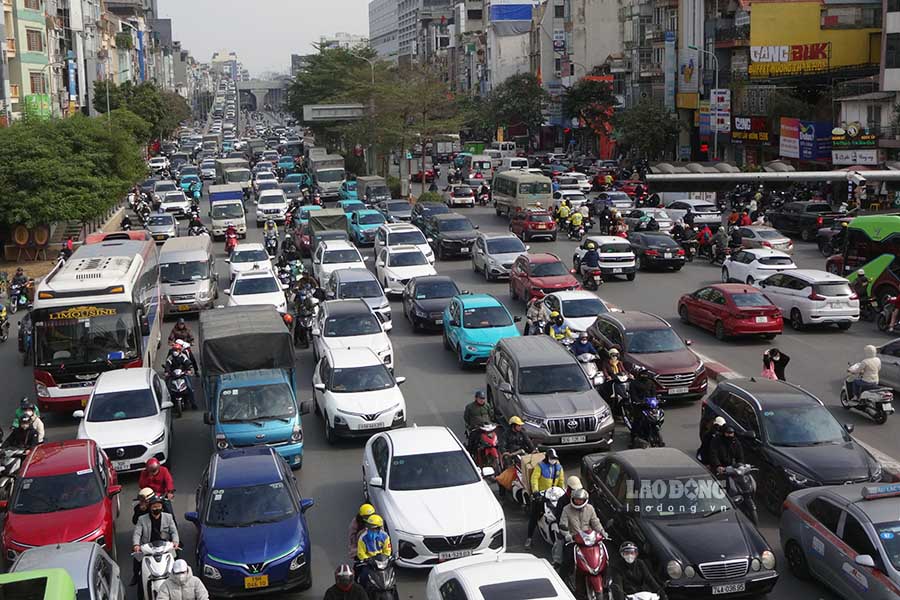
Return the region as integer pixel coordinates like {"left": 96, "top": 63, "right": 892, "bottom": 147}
{"left": 23, "top": 0, "right": 41, "bottom": 9}
{"left": 29, "top": 72, "right": 46, "bottom": 94}
{"left": 891, "top": 0, "right": 900, "bottom": 12}
{"left": 887, "top": 33, "right": 900, "bottom": 69}
{"left": 554, "top": 4, "right": 565, "bottom": 18}
{"left": 554, "top": 58, "right": 561, "bottom": 73}
{"left": 867, "top": 104, "right": 882, "bottom": 130}
{"left": 25, "top": 29, "right": 43, "bottom": 52}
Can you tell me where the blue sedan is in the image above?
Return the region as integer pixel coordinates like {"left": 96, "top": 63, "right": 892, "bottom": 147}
{"left": 340, "top": 180, "right": 358, "bottom": 201}
{"left": 442, "top": 293, "right": 520, "bottom": 368}
{"left": 185, "top": 447, "right": 314, "bottom": 596}
{"left": 349, "top": 209, "right": 386, "bottom": 245}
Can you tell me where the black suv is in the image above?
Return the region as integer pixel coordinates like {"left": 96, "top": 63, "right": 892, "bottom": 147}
{"left": 629, "top": 232, "right": 686, "bottom": 271}
{"left": 410, "top": 201, "right": 450, "bottom": 230}
{"left": 423, "top": 213, "right": 478, "bottom": 260}
{"left": 582, "top": 448, "right": 779, "bottom": 598}
{"left": 699, "top": 378, "right": 881, "bottom": 514}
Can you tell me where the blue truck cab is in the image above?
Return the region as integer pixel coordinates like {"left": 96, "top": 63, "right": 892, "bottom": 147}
{"left": 200, "top": 306, "right": 308, "bottom": 469}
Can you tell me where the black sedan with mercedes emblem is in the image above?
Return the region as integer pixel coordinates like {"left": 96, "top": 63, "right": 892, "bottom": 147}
{"left": 581, "top": 448, "right": 779, "bottom": 598}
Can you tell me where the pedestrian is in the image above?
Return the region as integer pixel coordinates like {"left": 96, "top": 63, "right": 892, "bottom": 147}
{"left": 762, "top": 349, "right": 790, "bottom": 381}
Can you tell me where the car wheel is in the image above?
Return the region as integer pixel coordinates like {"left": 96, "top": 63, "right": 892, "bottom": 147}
{"left": 573, "top": 257, "right": 581, "bottom": 271}
{"left": 442, "top": 329, "right": 451, "bottom": 350}
{"left": 457, "top": 349, "right": 467, "bottom": 370}
{"left": 818, "top": 241, "right": 832, "bottom": 257}
{"left": 679, "top": 305, "right": 690, "bottom": 324}
{"left": 714, "top": 321, "right": 727, "bottom": 341}
{"left": 324, "top": 415, "right": 336, "bottom": 445}
{"left": 785, "top": 540, "right": 810, "bottom": 580}
{"left": 626, "top": 272, "right": 636, "bottom": 281}
{"left": 721, "top": 268, "right": 730, "bottom": 283}
{"left": 790, "top": 308, "right": 804, "bottom": 331}
{"left": 314, "top": 394, "right": 321, "bottom": 416}
{"left": 484, "top": 265, "right": 493, "bottom": 282}
{"left": 640, "top": 256, "right": 649, "bottom": 270}
{"left": 746, "top": 276, "right": 754, "bottom": 285}
{"left": 800, "top": 228, "right": 812, "bottom": 242}
{"left": 837, "top": 321, "right": 852, "bottom": 331}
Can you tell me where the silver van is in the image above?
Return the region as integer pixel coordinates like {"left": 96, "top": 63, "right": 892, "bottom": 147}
{"left": 159, "top": 235, "right": 218, "bottom": 318}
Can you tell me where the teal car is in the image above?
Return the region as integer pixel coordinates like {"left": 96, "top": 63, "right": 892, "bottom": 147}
{"left": 442, "top": 293, "right": 521, "bottom": 367}
{"left": 454, "top": 152, "right": 472, "bottom": 169}
{"left": 284, "top": 173, "right": 312, "bottom": 187}
{"left": 278, "top": 156, "right": 296, "bottom": 173}
{"left": 298, "top": 205, "right": 323, "bottom": 225}
{"left": 337, "top": 199, "right": 366, "bottom": 214}
{"left": 340, "top": 180, "right": 358, "bottom": 201}
{"left": 349, "top": 209, "right": 386, "bottom": 245}
{"left": 180, "top": 174, "right": 202, "bottom": 194}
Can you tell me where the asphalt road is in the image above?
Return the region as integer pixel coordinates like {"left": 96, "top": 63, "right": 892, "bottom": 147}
{"left": 8, "top": 176, "right": 890, "bottom": 599}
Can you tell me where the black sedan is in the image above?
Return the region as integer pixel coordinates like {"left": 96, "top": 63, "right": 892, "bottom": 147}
{"left": 402, "top": 275, "right": 461, "bottom": 331}
{"left": 582, "top": 448, "right": 779, "bottom": 599}
{"left": 411, "top": 201, "right": 451, "bottom": 230}
{"left": 629, "top": 232, "right": 685, "bottom": 271}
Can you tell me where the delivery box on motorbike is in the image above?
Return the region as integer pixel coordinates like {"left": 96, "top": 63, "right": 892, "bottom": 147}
{"left": 520, "top": 451, "right": 546, "bottom": 495}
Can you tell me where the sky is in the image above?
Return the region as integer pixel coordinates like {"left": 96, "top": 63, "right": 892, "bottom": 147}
{"left": 156, "top": 0, "right": 369, "bottom": 76}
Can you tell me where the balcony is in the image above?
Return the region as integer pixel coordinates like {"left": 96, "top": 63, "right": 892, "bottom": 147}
{"left": 9, "top": 84, "right": 18, "bottom": 100}
{"left": 715, "top": 24, "right": 750, "bottom": 48}
{"left": 4, "top": 38, "right": 14, "bottom": 57}
{"left": 640, "top": 65, "right": 663, "bottom": 78}
{"left": 644, "top": 25, "right": 666, "bottom": 42}
{"left": 2, "top": 0, "right": 11, "bottom": 11}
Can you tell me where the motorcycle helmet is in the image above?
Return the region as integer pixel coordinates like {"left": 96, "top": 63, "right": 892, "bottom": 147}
{"left": 586, "top": 242, "right": 596, "bottom": 250}
{"left": 366, "top": 514, "right": 384, "bottom": 529}
{"left": 857, "top": 269, "right": 866, "bottom": 276}
{"left": 334, "top": 564, "right": 354, "bottom": 588}
{"left": 282, "top": 314, "right": 294, "bottom": 326}
{"left": 545, "top": 448, "right": 559, "bottom": 463}
{"left": 508, "top": 416, "right": 524, "bottom": 427}
{"left": 571, "top": 488, "right": 589, "bottom": 509}
{"left": 479, "top": 422, "right": 497, "bottom": 433}
{"left": 608, "top": 347, "right": 620, "bottom": 358}
{"left": 146, "top": 457, "right": 161, "bottom": 471}
{"left": 358, "top": 503, "right": 376, "bottom": 518}
{"left": 172, "top": 559, "right": 189, "bottom": 584}
{"left": 149, "top": 495, "right": 164, "bottom": 512}
{"left": 620, "top": 541, "right": 639, "bottom": 564}
{"left": 474, "top": 389, "right": 486, "bottom": 401}
{"left": 18, "top": 397, "right": 34, "bottom": 411}
{"left": 578, "top": 332, "right": 589, "bottom": 341}
{"left": 176, "top": 318, "right": 186, "bottom": 326}
{"left": 722, "top": 425, "right": 736, "bottom": 437}
{"left": 566, "top": 476, "right": 583, "bottom": 491}
{"left": 550, "top": 311, "right": 560, "bottom": 319}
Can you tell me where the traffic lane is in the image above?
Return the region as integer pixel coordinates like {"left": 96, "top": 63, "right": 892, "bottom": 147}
{"left": 461, "top": 206, "right": 900, "bottom": 459}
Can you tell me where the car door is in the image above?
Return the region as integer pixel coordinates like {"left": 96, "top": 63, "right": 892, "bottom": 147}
{"left": 726, "top": 251, "right": 748, "bottom": 282}
{"left": 473, "top": 237, "right": 486, "bottom": 270}
{"left": 491, "top": 351, "right": 516, "bottom": 417}
{"left": 312, "top": 355, "right": 328, "bottom": 413}
{"left": 510, "top": 258, "right": 526, "bottom": 296}
{"left": 832, "top": 511, "right": 881, "bottom": 599}
{"left": 706, "top": 288, "right": 730, "bottom": 328}
{"left": 759, "top": 273, "right": 790, "bottom": 313}
{"left": 367, "top": 436, "right": 391, "bottom": 512}
{"left": 151, "top": 374, "right": 171, "bottom": 432}
{"left": 688, "top": 287, "right": 715, "bottom": 330}
{"left": 313, "top": 245, "right": 325, "bottom": 281}
{"left": 878, "top": 341, "right": 900, "bottom": 391}
{"left": 376, "top": 249, "right": 388, "bottom": 283}
{"left": 801, "top": 497, "right": 845, "bottom": 584}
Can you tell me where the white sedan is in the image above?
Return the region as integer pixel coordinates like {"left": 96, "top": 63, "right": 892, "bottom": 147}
{"left": 159, "top": 191, "right": 191, "bottom": 218}
{"left": 722, "top": 248, "right": 797, "bottom": 285}
{"left": 313, "top": 347, "right": 407, "bottom": 443}
{"left": 224, "top": 269, "right": 287, "bottom": 313}
{"left": 362, "top": 426, "right": 505, "bottom": 568}
{"left": 226, "top": 243, "right": 273, "bottom": 281}
{"left": 312, "top": 299, "right": 394, "bottom": 368}
{"left": 538, "top": 290, "right": 614, "bottom": 332}
{"left": 74, "top": 368, "right": 172, "bottom": 473}
{"left": 375, "top": 245, "right": 437, "bottom": 295}
{"left": 312, "top": 240, "right": 368, "bottom": 285}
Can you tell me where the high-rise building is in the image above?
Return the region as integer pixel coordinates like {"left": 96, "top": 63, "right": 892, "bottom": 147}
{"left": 5, "top": 0, "right": 51, "bottom": 119}
{"left": 369, "top": 0, "right": 399, "bottom": 61}
{"left": 212, "top": 49, "right": 239, "bottom": 80}
{"left": 319, "top": 32, "right": 368, "bottom": 51}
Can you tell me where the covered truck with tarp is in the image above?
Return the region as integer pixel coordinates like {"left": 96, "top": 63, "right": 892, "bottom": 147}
{"left": 199, "top": 306, "right": 307, "bottom": 468}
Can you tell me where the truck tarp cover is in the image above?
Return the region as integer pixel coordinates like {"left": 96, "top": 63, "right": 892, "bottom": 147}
{"left": 200, "top": 306, "right": 294, "bottom": 376}
{"left": 309, "top": 208, "right": 348, "bottom": 232}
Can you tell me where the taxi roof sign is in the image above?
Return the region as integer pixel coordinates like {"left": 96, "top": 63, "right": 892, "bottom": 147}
{"left": 862, "top": 483, "right": 900, "bottom": 500}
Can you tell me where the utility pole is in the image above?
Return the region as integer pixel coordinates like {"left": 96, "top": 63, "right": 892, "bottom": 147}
{"left": 689, "top": 44, "right": 719, "bottom": 161}
{"left": 348, "top": 50, "right": 376, "bottom": 176}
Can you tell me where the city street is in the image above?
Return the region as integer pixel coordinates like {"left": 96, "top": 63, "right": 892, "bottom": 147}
{"left": 5, "top": 177, "right": 888, "bottom": 597}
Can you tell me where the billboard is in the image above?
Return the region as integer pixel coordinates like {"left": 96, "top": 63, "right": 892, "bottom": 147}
{"left": 780, "top": 118, "right": 832, "bottom": 160}
{"left": 731, "top": 116, "right": 770, "bottom": 144}
{"left": 711, "top": 89, "right": 731, "bottom": 134}
{"left": 780, "top": 118, "right": 800, "bottom": 158}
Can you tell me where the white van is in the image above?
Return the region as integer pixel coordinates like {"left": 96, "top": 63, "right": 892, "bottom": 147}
{"left": 491, "top": 141, "right": 518, "bottom": 158}
{"left": 497, "top": 157, "right": 529, "bottom": 173}
{"left": 484, "top": 148, "right": 503, "bottom": 169}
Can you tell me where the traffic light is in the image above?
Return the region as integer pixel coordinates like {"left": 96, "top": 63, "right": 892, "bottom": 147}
{"left": 700, "top": 143, "right": 709, "bottom": 154}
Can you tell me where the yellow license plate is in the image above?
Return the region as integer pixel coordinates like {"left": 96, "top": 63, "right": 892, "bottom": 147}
{"left": 244, "top": 575, "right": 268, "bottom": 589}
{"left": 177, "top": 305, "right": 191, "bottom": 311}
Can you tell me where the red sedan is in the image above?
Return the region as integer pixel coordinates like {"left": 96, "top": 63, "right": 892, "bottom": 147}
{"left": 2, "top": 439, "right": 121, "bottom": 562}
{"left": 678, "top": 283, "right": 783, "bottom": 340}
{"left": 411, "top": 169, "right": 435, "bottom": 183}
{"left": 293, "top": 222, "right": 313, "bottom": 257}
{"left": 509, "top": 252, "right": 581, "bottom": 301}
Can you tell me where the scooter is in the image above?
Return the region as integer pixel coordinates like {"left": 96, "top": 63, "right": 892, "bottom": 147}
{"left": 0, "top": 448, "right": 27, "bottom": 501}
{"left": 567, "top": 223, "right": 586, "bottom": 242}
{"left": 536, "top": 486, "right": 566, "bottom": 547}
{"left": 225, "top": 232, "right": 238, "bottom": 254}
{"left": 473, "top": 423, "right": 501, "bottom": 475}
{"left": 575, "top": 353, "right": 604, "bottom": 390}
{"left": 679, "top": 239, "right": 698, "bottom": 262}
{"left": 0, "top": 305, "right": 9, "bottom": 343}
{"left": 876, "top": 297, "right": 896, "bottom": 333}
{"left": 264, "top": 234, "right": 279, "bottom": 257}
{"left": 841, "top": 371, "right": 894, "bottom": 424}
{"left": 581, "top": 266, "right": 603, "bottom": 290}
{"left": 599, "top": 371, "right": 632, "bottom": 416}
{"left": 722, "top": 463, "right": 759, "bottom": 525}
{"left": 133, "top": 540, "right": 177, "bottom": 600}
{"left": 166, "top": 369, "right": 192, "bottom": 418}
{"left": 8, "top": 282, "right": 29, "bottom": 314}
{"left": 624, "top": 397, "right": 665, "bottom": 448}
{"left": 478, "top": 192, "right": 491, "bottom": 206}
{"left": 361, "top": 554, "right": 399, "bottom": 600}
{"left": 566, "top": 529, "right": 610, "bottom": 600}
{"left": 525, "top": 318, "right": 547, "bottom": 336}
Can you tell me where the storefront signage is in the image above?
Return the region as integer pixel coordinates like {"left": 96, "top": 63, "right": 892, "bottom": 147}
{"left": 832, "top": 149, "right": 880, "bottom": 165}
{"left": 749, "top": 43, "right": 830, "bottom": 77}
{"left": 831, "top": 125, "right": 876, "bottom": 148}
{"left": 780, "top": 118, "right": 831, "bottom": 160}
{"left": 731, "top": 116, "right": 769, "bottom": 144}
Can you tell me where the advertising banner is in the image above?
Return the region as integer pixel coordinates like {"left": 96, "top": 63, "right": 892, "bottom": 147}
{"left": 749, "top": 43, "right": 830, "bottom": 78}
{"left": 779, "top": 117, "right": 800, "bottom": 158}
{"left": 797, "top": 121, "right": 832, "bottom": 160}
{"left": 731, "top": 116, "right": 769, "bottom": 144}
{"left": 678, "top": 47, "right": 699, "bottom": 94}
{"left": 664, "top": 31, "right": 676, "bottom": 110}
{"left": 831, "top": 124, "right": 876, "bottom": 148}
{"left": 699, "top": 101, "right": 711, "bottom": 137}
{"left": 711, "top": 88, "right": 731, "bottom": 134}
{"left": 832, "top": 149, "right": 879, "bottom": 165}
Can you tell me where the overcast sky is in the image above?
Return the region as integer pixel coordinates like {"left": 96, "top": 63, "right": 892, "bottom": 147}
{"left": 156, "top": 0, "right": 369, "bottom": 76}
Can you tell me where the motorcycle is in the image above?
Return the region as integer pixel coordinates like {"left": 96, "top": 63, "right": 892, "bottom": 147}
{"left": 841, "top": 370, "right": 894, "bottom": 424}
{"left": 361, "top": 554, "right": 399, "bottom": 600}
{"left": 876, "top": 297, "right": 896, "bottom": 333}
{"left": 525, "top": 318, "right": 547, "bottom": 337}
{"left": 722, "top": 463, "right": 759, "bottom": 525}
{"left": 294, "top": 295, "right": 319, "bottom": 348}
{"left": 858, "top": 295, "right": 879, "bottom": 322}
{"left": 567, "top": 223, "right": 585, "bottom": 242}
{"left": 575, "top": 353, "right": 604, "bottom": 390}
{"left": 18, "top": 318, "right": 33, "bottom": 366}
{"left": 625, "top": 594, "right": 660, "bottom": 600}
{"left": 0, "top": 448, "right": 27, "bottom": 501}
{"left": 581, "top": 266, "right": 603, "bottom": 290}
{"left": 166, "top": 368, "right": 192, "bottom": 418}
{"left": 701, "top": 244, "right": 731, "bottom": 266}
{"left": 472, "top": 423, "right": 501, "bottom": 475}
{"left": 264, "top": 234, "right": 279, "bottom": 257}
{"left": 133, "top": 540, "right": 177, "bottom": 600}
{"left": 599, "top": 371, "right": 631, "bottom": 416}
{"left": 225, "top": 232, "right": 239, "bottom": 254}
{"left": 678, "top": 239, "right": 698, "bottom": 262}
{"left": 188, "top": 224, "right": 208, "bottom": 236}
{"left": 624, "top": 396, "right": 665, "bottom": 449}
{"left": 8, "top": 282, "right": 30, "bottom": 314}
{"left": 536, "top": 486, "right": 565, "bottom": 547}
{"left": 566, "top": 529, "right": 611, "bottom": 600}
{"left": 0, "top": 305, "right": 8, "bottom": 343}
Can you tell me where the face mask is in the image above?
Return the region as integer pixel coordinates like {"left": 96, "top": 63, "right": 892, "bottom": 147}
{"left": 337, "top": 582, "right": 352, "bottom": 592}
{"left": 623, "top": 554, "right": 637, "bottom": 564}
{"left": 151, "top": 508, "right": 162, "bottom": 516}
{"left": 173, "top": 572, "right": 188, "bottom": 584}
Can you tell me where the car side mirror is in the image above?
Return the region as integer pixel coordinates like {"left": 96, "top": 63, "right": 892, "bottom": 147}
{"left": 684, "top": 339, "right": 692, "bottom": 346}
{"left": 313, "top": 259, "right": 321, "bottom": 264}
{"left": 377, "top": 261, "right": 385, "bottom": 268}
{"left": 325, "top": 291, "right": 335, "bottom": 300}
{"left": 525, "top": 245, "right": 531, "bottom": 251}
{"left": 395, "top": 376, "right": 407, "bottom": 385}
{"left": 300, "top": 498, "right": 315, "bottom": 512}
{"left": 844, "top": 423, "right": 855, "bottom": 434}
{"left": 473, "top": 225, "right": 479, "bottom": 229}
{"left": 499, "top": 382, "right": 513, "bottom": 394}
{"left": 426, "top": 238, "right": 434, "bottom": 243}
{"left": 0, "top": 500, "right": 9, "bottom": 511}
{"left": 224, "top": 259, "right": 231, "bottom": 264}
{"left": 855, "top": 554, "right": 876, "bottom": 568}
{"left": 513, "top": 316, "right": 522, "bottom": 323}
{"left": 203, "top": 412, "right": 213, "bottom": 425}
{"left": 368, "top": 476, "right": 384, "bottom": 489}
{"left": 311, "top": 328, "right": 321, "bottom": 337}
{"left": 108, "top": 484, "right": 122, "bottom": 497}
{"left": 184, "top": 511, "right": 199, "bottom": 524}
{"left": 161, "top": 399, "right": 174, "bottom": 410}
{"left": 72, "top": 410, "right": 85, "bottom": 419}
{"left": 314, "top": 383, "right": 326, "bottom": 391}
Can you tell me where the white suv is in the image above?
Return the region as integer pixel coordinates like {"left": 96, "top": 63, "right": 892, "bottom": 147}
{"left": 313, "top": 299, "right": 394, "bottom": 367}
{"left": 313, "top": 347, "right": 407, "bottom": 443}
{"left": 375, "top": 245, "right": 437, "bottom": 295}
{"left": 757, "top": 269, "right": 859, "bottom": 330}
{"left": 256, "top": 189, "right": 289, "bottom": 226}
{"left": 313, "top": 240, "right": 368, "bottom": 284}
{"left": 572, "top": 235, "right": 637, "bottom": 282}
{"left": 225, "top": 269, "right": 287, "bottom": 313}
{"left": 722, "top": 248, "right": 796, "bottom": 285}
{"left": 373, "top": 223, "right": 435, "bottom": 264}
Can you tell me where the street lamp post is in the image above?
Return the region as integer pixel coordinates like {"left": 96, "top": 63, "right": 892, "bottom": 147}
{"left": 688, "top": 44, "right": 719, "bottom": 160}
{"left": 348, "top": 51, "right": 376, "bottom": 176}
{"left": 40, "top": 60, "right": 67, "bottom": 118}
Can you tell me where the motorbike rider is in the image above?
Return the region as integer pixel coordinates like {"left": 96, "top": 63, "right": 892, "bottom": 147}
{"left": 478, "top": 182, "right": 491, "bottom": 202}
{"left": 348, "top": 504, "right": 376, "bottom": 560}
{"left": 12, "top": 398, "right": 44, "bottom": 443}
{"left": 696, "top": 224, "right": 714, "bottom": 250}
{"left": 464, "top": 390, "right": 494, "bottom": 452}
{"left": 524, "top": 297, "right": 544, "bottom": 336}
{"left": 729, "top": 225, "right": 744, "bottom": 250}
{"left": 847, "top": 344, "right": 882, "bottom": 400}
{"left": 325, "top": 564, "right": 368, "bottom": 600}
{"left": 601, "top": 347, "right": 631, "bottom": 409}
{"left": 557, "top": 200, "right": 571, "bottom": 223}
{"left": 627, "top": 366, "right": 660, "bottom": 445}
{"left": 355, "top": 514, "right": 392, "bottom": 584}
{"left": 2, "top": 409, "right": 39, "bottom": 449}
{"left": 164, "top": 341, "right": 197, "bottom": 409}
{"left": 888, "top": 293, "right": 900, "bottom": 332}
{"left": 131, "top": 495, "right": 180, "bottom": 586}
{"left": 132, "top": 487, "right": 155, "bottom": 525}
{"left": 580, "top": 242, "right": 602, "bottom": 279}
{"left": 852, "top": 269, "right": 872, "bottom": 309}
{"left": 547, "top": 312, "right": 573, "bottom": 341}
{"left": 10, "top": 267, "right": 27, "bottom": 290}
{"left": 698, "top": 416, "right": 726, "bottom": 466}
{"left": 264, "top": 218, "right": 279, "bottom": 238}
{"left": 158, "top": 559, "right": 208, "bottom": 600}
{"left": 121, "top": 214, "right": 133, "bottom": 230}
{"left": 611, "top": 542, "right": 667, "bottom": 600}
{"left": 559, "top": 488, "right": 609, "bottom": 579}
{"left": 525, "top": 448, "right": 564, "bottom": 548}
{"left": 709, "top": 426, "right": 745, "bottom": 476}
{"left": 597, "top": 205, "right": 613, "bottom": 234}
{"left": 571, "top": 332, "right": 598, "bottom": 356}
{"left": 168, "top": 318, "right": 195, "bottom": 347}
{"left": 712, "top": 225, "right": 729, "bottom": 260}
{"left": 567, "top": 209, "right": 584, "bottom": 235}
{"left": 499, "top": 416, "right": 535, "bottom": 466}
{"left": 138, "top": 458, "right": 176, "bottom": 513}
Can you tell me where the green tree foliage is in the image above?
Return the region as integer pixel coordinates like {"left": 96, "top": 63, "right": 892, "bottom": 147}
{"left": 286, "top": 47, "right": 376, "bottom": 117}
{"left": 612, "top": 100, "right": 680, "bottom": 160}
{"left": 92, "top": 80, "right": 122, "bottom": 114}
{"left": 416, "top": 191, "right": 443, "bottom": 204}
{"left": 0, "top": 115, "right": 146, "bottom": 226}
{"left": 488, "top": 73, "right": 547, "bottom": 138}
{"left": 92, "top": 81, "right": 188, "bottom": 141}
{"left": 108, "top": 108, "right": 151, "bottom": 145}
{"left": 562, "top": 79, "right": 615, "bottom": 133}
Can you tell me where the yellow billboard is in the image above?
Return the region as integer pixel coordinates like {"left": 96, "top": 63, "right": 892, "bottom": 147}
{"left": 749, "top": 1, "right": 880, "bottom": 78}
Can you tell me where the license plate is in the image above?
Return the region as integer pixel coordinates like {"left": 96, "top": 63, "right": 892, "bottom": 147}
{"left": 561, "top": 435, "right": 587, "bottom": 444}
{"left": 755, "top": 316, "right": 767, "bottom": 323}
{"left": 154, "top": 235, "right": 166, "bottom": 240}
{"left": 177, "top": 305, "right": 191, "bottom": 312}
{"left": 712, "top": 583, "right": 745, "bottom": 595}
{"left": 613, "top": 268, "right": 622, "bottom": 273}
{"left": 460, "top": 247, "right": 469, "bottom": 253}
{"left": 435, "top": 319, "right": 443, "bottom": 325}
{"left": 358, "top": 422, "right": 383, "bottom": 430}
{"left": 668, "top": 387, "right": 689, "bottom": 395}
{"left": 244, "top": 575, "right": 269, "bottom": 589}
{"left": 112, "top": 461, "right": 130, "bottom": 471}
{"left": 439, "top": 550, "right": 473, "bottom": 561}
{"left": 883, "top": 403, "right": 894, "bottom": 412}
{"left": 664, "top": 253, "right": 672, "bottom": 259}
{"left": 829, "top": 302, "right": 844, "bottom": 308}
{"left": 535, "top": 224, "right": 546, "bottom": 229}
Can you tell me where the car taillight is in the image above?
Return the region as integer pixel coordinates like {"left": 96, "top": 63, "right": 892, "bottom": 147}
{"left": 761, "top": 241, "right": 772, "bottom": 248}
{"left": 808, "top": 292, "right": 826, "bottom": 301}
{"left": 645, "top": 249, "right": 659, "bottom": 256}
{"left": 849, "top": 292, "right": 859, "bottom": 300}
{"left": 676, "top": 249, "right": 685, "bottom": 256}
{"left": 816, "top": 216, "right": 824, "bottom": 226}
{"left": 124, "top": 358, "right": 143, "bottom": 368}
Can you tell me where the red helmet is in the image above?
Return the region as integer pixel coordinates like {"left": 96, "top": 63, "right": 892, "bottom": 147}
{"left": 146, "top": 458, "right": 160, "bottom": 469}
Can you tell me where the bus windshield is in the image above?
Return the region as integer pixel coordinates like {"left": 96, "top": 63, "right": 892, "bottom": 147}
{"left": 33, "top": 303, "right": 139, "bottom": 366}
{"left": 518, "top": 182, "right": 551, "bottom": 195}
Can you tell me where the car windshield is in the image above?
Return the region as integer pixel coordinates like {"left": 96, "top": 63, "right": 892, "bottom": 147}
{"left": 359, "top": 213, "right": 385, "bottom": 225}
{"left": 232, "top": 249, "right": 268, "bottom": 263}
{"left": 259, "top": 195, "right": 285, "bottom": 205}
{"left": 205, "top": 482, "right": 296, "bottom": 527}
{"left": 625, "top": 329, "right": 685, "bottom": 353}
{"left": 389, "top": 251, "right": 427, "bottom": 267}
{"left": 479, "top": 579, "right": 558, "bottom": 600}
{"left": 340, "top": 280, "right": 384, "bottom": 299}
{"left": 814, "top": 282, "right": 852, "bottom": 297}
{"left": 218, "top": 383, "right": 295, "bottom": 422}
{"left": 156, "top": 184, "right": 176, "bottom": 193}
{"left": 226, "top": 171, "right": 251, "bottom": 183}
{"left": 163, "top": 193, "right": 185, "bottom": 203}
{"left": 233, "top": 276, "right": 280, "bottom": 295}
{"left": 211, "top": 204, "right": 244, "bottom": 219}
{"left": 453, "top": 186, "right": 474, "bottom": 196}
{"left": 528, "top": 213, "right": 553, "bottom": 223}
{"left": 563, "top": 298, "right": 608, "bottom": 318}
{"left": 627, "top": 476, "right": 731, "bottom": 519}
{"left": 88, "top": 389, "right": 157, "bottom": 422}
{"left": 161, "top": 261, "right": 209, "bottom": 283}
{"left": 386, "top": 200, "right": 407, "bottom": 211}
{"left": 256, "top": 173, "right": 276, "bottom": 181}
{"left": 763, "top": 405, "right": 848, "bottom": 446}
{"left": 33, "top": 302, "right": 138, "bottom": 366}
{"left": 519, "top": 183, "right": 552, "bottom": 195}
{"left": 257, "top": 182, "right": 278, "bottom": 193}
{"left": 876, "top": 522, "right": 900, "bottom": 569}
{"left": 756, "top": 256, "right": 794, "bottom": 266}
{"left": 281, "top": 184, "right": 300, "bottom": 193}
{"left": 438, "top": 218, "right": 473, "bottom": 232}
{"left": 324, "top": 314, "right": 382, "bottom": 337}
{"left": 389, "top": 231, "right": 426, "bottom": 245}
{"left": 415, "top": 281, "right": 459, "bottom": 299}
{"left": 518, "top": 364, "right": 591, "bottom": 394}
{"left": 486, "top": 238, "right": 526, "bottom": 254}
{"left": 148, "top": 215, "right": 174, "bottom": 226}
{"left": 323, "top": 249, "right": 362, "bottom": 264}
{"left": 343, "top": 203, "right": 365, "bottom": 213}
{"left": 389, "top": 451, "right": 479, "bottom": 491}
{"left": 731, "top": 293, "right": 773, "bottom": 307}
{"left": 419, "top": 204, "right": 450, "bottom": 217}
{"left": 531, "top": 262, "right": 569, "bottom": 277}
{"left": 331, "top": 364, "right": 394, "bottom": 393}
{"left": 13, "top": 471, "right": 103, "bottom": 514}
{"left": 462, "top": 306, "right": 512, "bottom": 329}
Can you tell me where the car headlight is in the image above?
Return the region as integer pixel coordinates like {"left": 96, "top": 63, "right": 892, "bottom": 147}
{"left": 785, "top": 468, "right": 814, "bottom": 487}
{"left": 666, "top": 560, "right": 683, "bottom": 579}
{"left": 215, "top": 433, "right": 228, "bottom": 450}
{"left": 203, "top": 564, "right": 222, "bottom": 579}
{"left": 35, "top": 381, "right": 49, "bottom": 398}
{"left": 683, "top": 565, "right": 695, "bottom": 578}
{"left": 465, "top": 345, "right": 479, "bottom": 352}
{"left": 596, "top": 405, "right": 611, "bottom": 422}
{"left": 289, "top": 553, "right": 307, "bottom": 571}
{"left": 761, "top": 550, "right": 776, "bottom": 570}
{"left": 150, "top": 431, "right": 166, "bottom": 445}
{"left": 750, "top": 558, "right": 761, "bottom": 572}
{"left": 291, "top": 424, "right": 303, "bottom": 442}
{"left": 523, "top": 413, "right": 545, "bottom": 428}
{"left": 871, "top": 462, "right": 883, "bottom": 482}
{"left": 414, "top": 307, "right": 428, "bottom": 318}
{"left": 197, "top": 290, "right": 210, "bottom": 301}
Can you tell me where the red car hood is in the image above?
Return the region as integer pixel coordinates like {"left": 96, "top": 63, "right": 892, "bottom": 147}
{"left": 5, "top": 503, "right": 106, "bottom": 547}
{"left": 532, "top": 275, "right": 579, "bottom": 289}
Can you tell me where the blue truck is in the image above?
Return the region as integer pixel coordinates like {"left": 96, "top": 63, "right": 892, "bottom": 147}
{"left": 199, "top": 306, "right": 308, "bottom": 468}
{"left": 207, "top": 183, "right": 246, "bottom": 239}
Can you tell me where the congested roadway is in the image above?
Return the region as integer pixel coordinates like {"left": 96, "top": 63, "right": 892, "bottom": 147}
{"left": 6, "top": 150, "right": 891, "bottom": 598}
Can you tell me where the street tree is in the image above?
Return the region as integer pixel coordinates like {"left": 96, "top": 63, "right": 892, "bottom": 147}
{"left": 612, "top": 100, "right": 680, "bottom": 160}
{"left": 562, "top": 78, "right": 615, "bottom": 132}
{"left": 489, "top": 73, "right": 548, "bottom": 141}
